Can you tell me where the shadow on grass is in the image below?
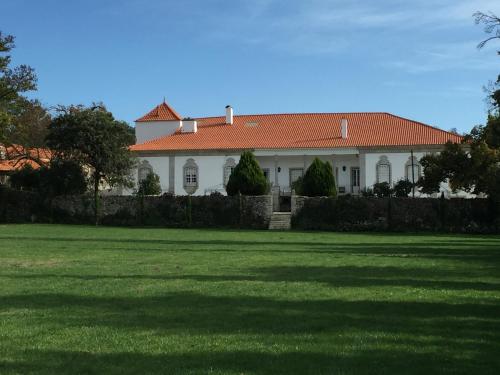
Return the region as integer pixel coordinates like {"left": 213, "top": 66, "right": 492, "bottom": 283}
{"left": 1, "top": 292, "right": 499, "bottom": 338}
{"left": 1, "top": 347, "right": 498, "bottom": 375}
{"left": 0, "top": 292, "right": 499, "bottom": 374}
{"left": 5, "top": 265, "right": 500, "bottom": 291}
{"left": 2, "top": 235, "right": 500, "bottom": 264}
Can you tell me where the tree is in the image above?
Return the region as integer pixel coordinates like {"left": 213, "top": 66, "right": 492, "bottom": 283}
{"left": 46, "top": 104, "right": 136, "bottom": 224}
{"left": 9, "top": 164, "right": 40, "bottom": 191}
{"left": 5, "top": 98, "right": 50, "bottom": 148}
{"left": 226, "top": 151, "right": 269, "bottom": 196}
{"left": 418, "top": 12, "right": 500, "bottom": 202}
{"left": 0, "top": 31, "right": 37, "bottom": 146}
{"left": 393, "top": 179, "right": 414, "bottom": 197}
{"left": 40, "top": 159, "right": 87, "bottom": 197}
{"left": 474, "top": 12, "right": 500, "bottom": 51}
{"left": 301, "top": 158, "right": 336, "bottom": 197}
{"left": 474, "top": 12, "right": 500, "bottom": 111}
{"left": 373, "top": 182, "right": 392, "bottom": 198}
{"left": 9, "top": 159, "right": 86, "bottom": 197}
{"left": 137, "top": 172, "right": 161, "bottom": 196}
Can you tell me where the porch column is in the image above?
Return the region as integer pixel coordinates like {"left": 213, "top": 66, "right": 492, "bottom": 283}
{"left": 168, "top": 155, "right": 175, "bottom": 194}
{"left": 274, "top": 155, "right": 279, "bottom": 187}
{"left": 359, "top": 152, "right": 366, "bottom": 190}
{"left": 272, "top": 155, "right": 280, "bottom": 211}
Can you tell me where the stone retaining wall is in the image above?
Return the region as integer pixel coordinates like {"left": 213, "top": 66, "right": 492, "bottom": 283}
{"left": 291, "top": 195, "right": 498, "bottom": 233}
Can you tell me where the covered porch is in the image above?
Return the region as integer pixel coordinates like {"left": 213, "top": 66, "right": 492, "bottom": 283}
{"left": 254, "top": 149, "right": 362, "bottom": 196}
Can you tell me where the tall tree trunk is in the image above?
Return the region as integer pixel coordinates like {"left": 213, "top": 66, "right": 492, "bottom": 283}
{"left": 94, "top": 173, "right": 100, "bottom": 226}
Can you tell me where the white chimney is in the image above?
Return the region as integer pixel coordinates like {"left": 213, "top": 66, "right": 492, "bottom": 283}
{"left": 181, "top": 118, "right": 197, "bottom": 133}
{"left": 341, "top": 118, "right": 348, "bottom": 139}
{"left": 225, "top": 105, "right": 233, "bottom": 125}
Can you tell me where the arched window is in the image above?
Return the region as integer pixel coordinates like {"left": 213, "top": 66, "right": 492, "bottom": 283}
{"left": 376, "top": 155, "right": 391, "bottom": 185}
{"left": 223, "top": 158, "right": 236, "bottom": 186}
{"left": 138, "top": 160, "right": 153, "bottom": 182}
{"left": 405, "top": 156, "right": 421, "bottom": 183}
{"left": 183, "top": 158, "right": 198, "bottom": 194}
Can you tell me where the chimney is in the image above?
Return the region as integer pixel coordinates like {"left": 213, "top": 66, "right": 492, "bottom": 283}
{"left": 225, "top": 105, "right": 233, "bottom": 125}
{"left": 341, "top": 118, "right": 348, "bottom": 139}
{"left": 181, "top": 117, "right": 197, "bottom": 133}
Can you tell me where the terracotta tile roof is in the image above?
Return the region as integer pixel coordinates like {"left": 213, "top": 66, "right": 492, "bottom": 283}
{"left": 135, "top": 101, "right": 182, "bottom": 122}
{"left": 130, "top": 112, "right": 463, "bottom": 152}
{"left": 0, "top": 145, "right": 52, "bottom": 172}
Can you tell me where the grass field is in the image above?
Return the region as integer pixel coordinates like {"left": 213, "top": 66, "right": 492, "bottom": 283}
{"left": 0, "top": 224, "right": 499, "bottom": 374}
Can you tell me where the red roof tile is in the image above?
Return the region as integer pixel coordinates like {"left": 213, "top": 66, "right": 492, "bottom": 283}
{"left": 0, "top": 145, "right": 52, "bottom": 172}
{"left": 135, "top": 101, "right": 182, "bottom": 122}
{"left": 131, "top": 112, "right": 462, "bottom": 152}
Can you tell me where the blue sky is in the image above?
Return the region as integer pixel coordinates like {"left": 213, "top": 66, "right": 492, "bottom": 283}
{"left": 2, "top": 0, "right": 499, "bottom": 133}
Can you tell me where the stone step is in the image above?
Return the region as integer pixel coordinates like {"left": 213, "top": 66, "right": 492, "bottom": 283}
{"left": 269, "top": 212, "right": 292, "bottom": 230}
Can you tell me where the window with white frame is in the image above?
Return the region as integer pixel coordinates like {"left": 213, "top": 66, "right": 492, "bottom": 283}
{"left": 138, "top": 160, "right": 153, "bottom": 182}
{"left": 405, "top": 156, "right": 421, "bottom": 183}
{"left": 183, "top": 158, "right": 198, "bottom": 194}
{"left": 376, "top": 156, "right": 391, "bottom": 185}
{"left": 223, "top": 158, "right": 236, "bottom": 186}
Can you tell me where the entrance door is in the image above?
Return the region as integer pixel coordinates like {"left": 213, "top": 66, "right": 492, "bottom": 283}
{"left": 351, "top": 167, "right": 360, "bottom": 194}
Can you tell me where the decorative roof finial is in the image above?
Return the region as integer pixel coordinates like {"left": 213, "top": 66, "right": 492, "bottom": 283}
{"left": 163, "top": 96, "right": 166, "bottom": 104}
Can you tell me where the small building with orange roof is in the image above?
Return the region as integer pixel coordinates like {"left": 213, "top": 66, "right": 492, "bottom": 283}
{"left": 0, "top": 144, "right": 52, "bottom": 185}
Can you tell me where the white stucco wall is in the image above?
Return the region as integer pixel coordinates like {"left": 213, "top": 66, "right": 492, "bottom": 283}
{"left": 132, "top": 156, "right": 170, "bottom": 193}
{"left": 364, "top": 151, "right": 428, "bottom": 188}
{"left": 174, "top": 154, "right": 240, "bottom": 195}
{"left": 135, "top": 121, "right": 182, "bottom": 144}
{"left": 125, "top": 148, "right": 472, "bottom": 198}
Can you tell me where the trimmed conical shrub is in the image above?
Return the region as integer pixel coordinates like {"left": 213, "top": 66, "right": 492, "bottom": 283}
{"left": 301, "top": 157, "right": 336, "bottom": 197}
{"left": 226, "top": 151, "right": 269, "bottom": 196}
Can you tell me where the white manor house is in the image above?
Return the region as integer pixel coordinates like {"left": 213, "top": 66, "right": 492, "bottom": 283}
{"left": 128, "top": 100, "right": 463, "bottom": 197}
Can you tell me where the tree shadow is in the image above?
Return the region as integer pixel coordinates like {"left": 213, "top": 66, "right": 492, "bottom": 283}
{"left": 4, "top": 264, "right": 500, "bottom": 291}
{"left": 0, "top": 292, "right": 499, "bottom": 374}
{"left": 2, "top": 348, "right": 495, "bottom": 375}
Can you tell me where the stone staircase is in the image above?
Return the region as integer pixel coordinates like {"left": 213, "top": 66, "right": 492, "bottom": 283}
{"left": 269, "top": 212, "right": 292, "bottom": 230}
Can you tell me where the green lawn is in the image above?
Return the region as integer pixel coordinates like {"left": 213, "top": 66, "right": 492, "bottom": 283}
{"left": 0, "top": 225, "right": 499, "bottom": 374}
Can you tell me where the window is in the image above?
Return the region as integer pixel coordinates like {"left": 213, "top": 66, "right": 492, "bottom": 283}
{"left": 289, "top": 168, "right": 304, "bottom": 187}
{"left": 351, "top": 167, "right": 360, "bottom": 193}
{"left": 376, "top": 156, "right": 391, "bottom": 185}
{"left": 262, "top": 168, "right": 271, "bottom": 183}
{"left": 183, "top": 158, "right": 198, "bottom": 194}
{"left": 223, "top": 158, "right": 236, "bottom": 186}
{"left": 405, "top": 156, "right": 421, "bottom": 183}
{"left": 138, "top": 160, "right": 153, "bottom": 182}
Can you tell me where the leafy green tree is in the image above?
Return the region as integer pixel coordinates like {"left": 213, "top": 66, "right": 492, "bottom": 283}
{"left": 9, "top": 160, "right": 86, "bottom": 196}
{"left": 373, "top": 182, "right": 392, "bottom": 198}
{"left": 46, "top": 104, "right": 136, "bottom": 224}
{"left": 416, "top": 12, "right": 500, "bottom": 201}
{"left": 291, "top": 175, "right": 304, "bottom": 195}
{"left": 9, "top": 164, "right": 40, "bottom": 191}
{"left": 137, "top": 172, "right": 161, "bottom": 196}
{"left": 301, "top": 158, "right": 336, "bottom": 197}
{"left": 226, "top": 151, "right": 269, "bottom": 196}
{"left": 393, "top": 179, "right": 414, "bottom": 197}
{"left": 5, "top": 98, "right": 50, "bottom": 148}
{"left": 0, "top": 31, "right": 37, "bottom": 146}
{"left": 40, "top": 159, "right": 87, "bottom": 197}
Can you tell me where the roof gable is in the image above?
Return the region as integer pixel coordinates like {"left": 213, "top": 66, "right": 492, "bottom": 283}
{"left": 136, "top": 101, "right": 182, "bottom": 122}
